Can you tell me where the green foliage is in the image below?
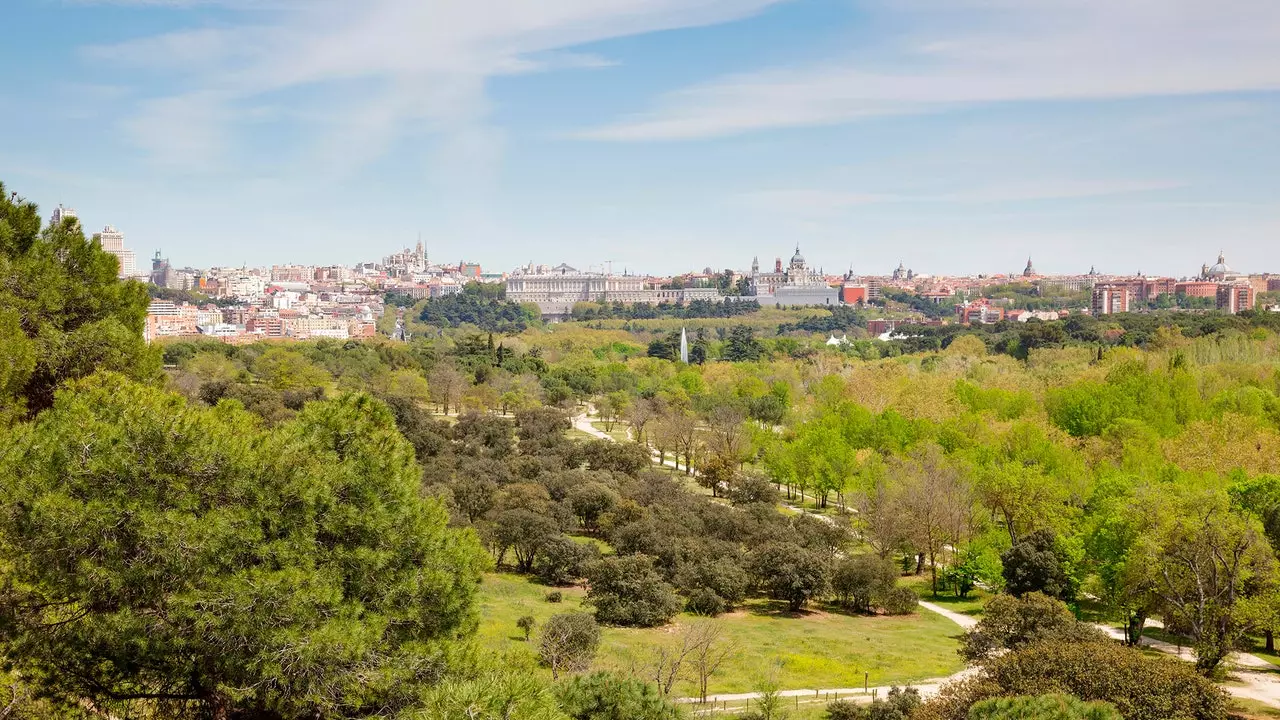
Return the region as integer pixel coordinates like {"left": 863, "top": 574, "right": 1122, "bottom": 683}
{"left": 416, "top": 283, "right": 538, "bottom": 333}
{"left": 750, "top": 543, "right": 830, "bottom": 611}
{"left": 722, "top": 325, "right": 765, "bottom": 362}
{"left": 831, "top": 554, "right": 897, "bottom": 613}
{"left": 0, "top": 182, "right": 159, "bottom": 420}
{"left": 0, "top": 376, "right": 487, "bottom": 719}
{"left": 415, "top": 669, "right": 568, "bottom": 720}
{"left": 555, "top": 672, "right": 685, "bottom": 720}
{"left": 1001, "top": 530, "right": 1077, "bottom": 601}
{"left": 921, "top": 640, "right": 1228, "bottom": 720}
{"left": 826, "top": 686, "right": 920, "bottom": 720}
{"left": 967, "top": 694, "right": 1121, "bottom": 720}
{"left": 960, "top": 593, "right": 1108, "bottom": 661}
{"left": 539, "top": 613, "right": 601, "bottom": 678}
{"left": 586, "top": 555, "right": 684, "bottom": 627}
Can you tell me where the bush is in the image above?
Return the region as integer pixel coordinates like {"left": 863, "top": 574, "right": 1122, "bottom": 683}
{"left": 676, "top": 558, "right": 750, "bottom": 612}
{"left": 750, "top": 543, "right": 830, "bottom": 611}
{"left": 586, "top": 555, "right": 684, "bottom": 627}
{"left": 546, "top": 591, "right": 564, "bottom": 603}
{"left": 516, "top": 615, "right": 536, "bottom": 641}
{"left": 730, "top": 473, "right": 778, "bottom": 505}
{"left": 535, "top": 535, "right": 596, "bottom": 586}
{"left": 685, "top": 588, "right": 729, "bottom": 617}
{"left": 556, "top": 671, "right": 684, "bottom": 720}
{"left": 968, "top": 694, "right": 1121, "bottom": 720}
{"left": 538, "top": 613, "right": 600, "bottom": 679}
{"left": 832, "top": 554, "right": 897, "bottom": 612}
{"left": 960, "top": 593, "right": 1107, "bottom": 661}
{"left": 877, "top": 586, "right": 919, "bottom": 616}
{"left": 826, "top": 687, "right": 920, "bottom": 720}
{"left": 918, "top": 641, "right": 1228, "bottom": 720}
{"left": 1001, "top": 530, "right": 1077, "bottom": 601}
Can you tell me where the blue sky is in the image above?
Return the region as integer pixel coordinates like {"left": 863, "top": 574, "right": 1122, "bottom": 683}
{"left": 2, "top": 0, "right": 1278, "bottom": 277}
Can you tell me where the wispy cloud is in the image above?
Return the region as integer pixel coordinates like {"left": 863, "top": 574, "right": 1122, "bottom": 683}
{"left": 741, "top": 179, "right": 1186, "bottom": 215}
{"left": 86, "top": 0, "right": 785, "bottom": 169}
{"left": 582, "top": 0, "right": 1280, "bottom": 141}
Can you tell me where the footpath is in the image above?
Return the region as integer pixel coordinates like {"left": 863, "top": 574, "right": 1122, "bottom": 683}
{"left": 570, "top": 408, "right": 1280, "bottom": 710}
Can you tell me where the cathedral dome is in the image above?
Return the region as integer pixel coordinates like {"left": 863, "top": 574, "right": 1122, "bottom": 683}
{"left": 1207, "top": 252, "right": 1232, "bottom": 278}
{"left": 790, "top": 245, "right": 805, "bottom": 267}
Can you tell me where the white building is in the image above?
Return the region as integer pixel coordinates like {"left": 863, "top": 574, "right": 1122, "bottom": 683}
{"left": 92, "top": 226, "right": 138, "bottom": 279}
{"left": 50, "top": 205, "right": 77, "bottom": 227}
{"left": 505, "top": 264, "right": 720, "bottom": 319}
{"left": 749, "top": 246, "right": 840, "bottom": 307}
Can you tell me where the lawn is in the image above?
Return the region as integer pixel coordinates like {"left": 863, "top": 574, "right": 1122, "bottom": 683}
{"left": 477, "top": 573, "right": 967, "bottom": 698}
{"left": 590, "top": 420, "right": 631, "bottom": 443}
{"left": 901, "top": 574, "right": 988, "bottom": 618}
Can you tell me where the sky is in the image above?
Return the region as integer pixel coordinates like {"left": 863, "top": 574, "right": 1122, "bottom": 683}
{"left": 2, "top": 0, "right": 1278, "bottom": 277}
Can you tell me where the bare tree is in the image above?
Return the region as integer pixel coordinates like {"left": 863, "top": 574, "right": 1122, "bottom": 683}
{"left": 666, "top": 411, "right": 701, "bottom": 475}
{"left": 896, "top": 443, "right": 973, "bottom": 594}
{"left": 688, "top": 621, "right": 737, "bottom": 703}
{"left": 706, "top": 406, "right": 752, "bottom": 467}
{"left": 428, "top": 361, "right": 466, "bottom": 415}
{"left": 626, "top": 397, "right": 658, "bottom": 446}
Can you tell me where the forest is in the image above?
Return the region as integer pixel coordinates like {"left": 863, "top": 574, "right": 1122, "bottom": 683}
{"left": 4, "top": 183, "right": 1280, "bottom": 720}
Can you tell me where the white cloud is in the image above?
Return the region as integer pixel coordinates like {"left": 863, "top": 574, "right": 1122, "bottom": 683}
{"left": 741, "top": 179, "right": 1185, "bottom": 215}
{"left": 582, "top": 0, "right": 1280, "bottom": 140}
{"left": 88, "top": 0, "right": 786, "bottom": 167}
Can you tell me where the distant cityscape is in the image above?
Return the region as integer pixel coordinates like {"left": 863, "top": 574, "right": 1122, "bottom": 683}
{"left": 46, "top": 204, "right": 1279, "bottom": 346}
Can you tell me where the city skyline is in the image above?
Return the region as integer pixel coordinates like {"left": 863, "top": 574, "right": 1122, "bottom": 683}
{"left": 3, "top": 0, "right": 1279, "bottom": 275}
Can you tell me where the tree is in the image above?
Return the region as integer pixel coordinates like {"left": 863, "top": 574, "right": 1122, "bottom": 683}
{"left": 535, "top": 535, "right": 597, "bottom": 586}
{"left": 917, "top": 640, "right": 1227, "bottom": 720}
{"left": 0, "top": 377, "right": 487, "bottom": 719}
{"left": 0, "top": 182, "right": 159, "bottom": 421}
{"left": 517, "top": 615, "right": 537, "bottom": 640}
{"left": 897, "top": 445, "right": 974, "bottom": 594}
{"left": 491, "top": 509, "right": 559, "bottom": 571}
{"left": 960, "top": 593, "right": 1108, "bottom": 661}
{"left": 539, "top": 613, "right": 601, "bottom": 679}
{"left": 568, "top": 482, "right": 621, "bottom": 533}
{"left": 555, "top": 672, "right": 684, "bottom": 720}
{"left": 722, "top": 325, "right": 764, "bottom": 362}
{"left": 585, "top": 556, "right": 684, "bottom": 627}
{"left": 967, "top": 695, "right": 1121, "bottom": 720}
{"left": 688, "top": 621, "right": 736, "bottom": 703}
{"left": 1132, "top": 488, "right": 1275, "bottom": 673}
{"left": 750, "top": 543, "right": 830, "bottom": 611}
{"left": 1001, "top": 529, "right": 1077, "bottom": 602}
{"left": 430, "top": 361, "right": 467, "bottom": 414}
{"left": 419, "top": 669, "right": 565, "bottom": 720}
{"left": 831, "top": 554, "right": 897, "bottom": 613}
{"left": 597, "top": 391, "right": 631, "bottom": 432}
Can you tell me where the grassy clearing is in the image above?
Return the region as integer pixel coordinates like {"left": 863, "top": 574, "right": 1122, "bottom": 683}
{"left": 590, "top": 421, "right": 631, "bottom": 443}
{"left": 1230, "top": 697, "right": 1280, "bottom": 719}
{"left": 478, "top": 573, "right": 966, "bottom": 697}
{"left": 900, "top": 574, "right": 988, "bottom": 618}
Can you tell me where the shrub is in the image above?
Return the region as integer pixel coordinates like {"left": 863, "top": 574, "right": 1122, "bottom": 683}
{"left": 685, "top": 588, "right": 729, "bottom": 617}
{"left": 1000, "top": 530, "right": 1077, "bottom": 601}
{"left": 546, "top": 591, "right": 564, "bottom": 603}
{"left": 960, "top": 593, "right": 1107, "bottom": 661}
{"left": 538, "top": 613, "right": 600, "bottom": 679}
{"left": 918, "top": 640, "right": 1228, "bottom": 720}
{"left": 556, "top": 671, "right": 684, "bottom": 720}
{"left": 676, "top": 558, "right": 750, "bottom": 612}
{"left": 832, "top": 554, "right": 897, "bottom": 612}
{"left": 750, "top": 543, "right": 830, "bottom": 611}
{"left": 968, "top": 694, "right": 1121, "bottom": 720}
{"left": 586, "top": 555, "right": 684, "bottom": 627}
{"left": 877, "top": 586, "right": 919, "bottom": 616}
{"left": 535, "top": 535, "right": 596, "bottom": 586}
{"left": 826, "top": 687, "right": 920, "bottom": 720}
{"left": 516, "top": 615, "right": 536, "bottom": 641}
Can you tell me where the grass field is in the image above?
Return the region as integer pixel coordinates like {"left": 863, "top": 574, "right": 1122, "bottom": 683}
{"left": 900, "top": 575, "right": 989, "bottom": 618}
{"left": 478, "top": 572, "right": 966, "bottom": 698}
{"left": 590, "top": 421, "right": 631, "bottom": 443}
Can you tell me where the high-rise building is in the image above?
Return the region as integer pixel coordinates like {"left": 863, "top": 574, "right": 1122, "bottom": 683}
{"left": 1216, "top": 284, "right": 1256, "bottom": 315}
{"left": 92, "top": 225, "right": 138, "bottom": 278}
{"left": 49, "top": 204, "right": 77, "bottom": 227}
{"left": 1092, "top": 284, "right": 1131, "bottom": 315}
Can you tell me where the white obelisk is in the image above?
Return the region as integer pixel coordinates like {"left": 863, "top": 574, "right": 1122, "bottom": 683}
{"left": 680, "top": 327, "right": 689, "bottom": 364}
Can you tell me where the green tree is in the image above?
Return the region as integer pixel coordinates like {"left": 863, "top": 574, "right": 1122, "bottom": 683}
{"left": 585, "top": 555, "right": 683, "bottom": 627}
{"left": 0, "top": 376, "right": 487, "bottom": 719}
{"left": 831, "top": 554, "right": 897, "bottom": 613}
{"left": 0, "top": 182, "right": 158, "bottom": 420}
{"left": 722, "top": 325, "right": 764, "bottom": 362}
{"left": 750, "top": 543, "right": 830, "bottom": 611}
{"left": 555, "top": 672, "right": 684, "bottom": 720}
{"left": 960, "top": 593, "right": 1108, "bottom": 661}
{"left": 1001, "top": 530, "right": 1077, "bottom": 601}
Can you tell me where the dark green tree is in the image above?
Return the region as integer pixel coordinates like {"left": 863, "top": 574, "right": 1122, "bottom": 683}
{"left": 585, "top": 555, "right": 684, "bottom": 627}
{"left": 0, "top": 377, "right": 488, "bottom": 719}
{"left": 1001, "top": 529, "right": 1077, "bottom": 601}
{"left": 556, "top": 672, "right": 684, "bottom": 720}
{"left": 0, "top": 182, "right": 159, "bottom": 420}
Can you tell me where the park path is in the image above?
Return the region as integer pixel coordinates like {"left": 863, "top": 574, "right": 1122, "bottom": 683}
{"left": 572, "top": 407, "right": 1280, "bottom": 709}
